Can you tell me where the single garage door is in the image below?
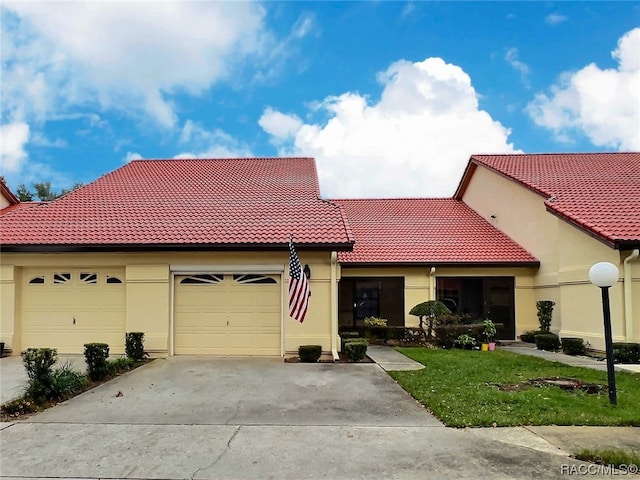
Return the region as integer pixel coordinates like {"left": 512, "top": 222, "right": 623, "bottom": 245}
{"left": 22, "top": 268, "right": 126, "bottom": 354}
{"left": 174, "top": 273, "right": 281, "bottom": 355}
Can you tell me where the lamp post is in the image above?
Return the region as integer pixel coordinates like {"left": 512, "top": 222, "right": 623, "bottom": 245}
{"left": 588, "top": 262, "right": 619, "bottom": 406}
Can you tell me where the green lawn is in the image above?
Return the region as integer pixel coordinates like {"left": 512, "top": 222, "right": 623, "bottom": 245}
{"left": 389, "top": 348, "right": 640, "bottom": 427}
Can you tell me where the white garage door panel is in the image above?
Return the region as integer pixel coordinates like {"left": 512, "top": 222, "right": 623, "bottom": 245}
{"left": 174, "top": 274, "right": 281, "bottom": 355}
{"left": 21, "top": 268, "right": 126, "bottom": 354}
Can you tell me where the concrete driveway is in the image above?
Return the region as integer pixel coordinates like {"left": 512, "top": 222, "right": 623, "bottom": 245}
{"left": 1, "top": 357, "right": 599, "bottom": 479}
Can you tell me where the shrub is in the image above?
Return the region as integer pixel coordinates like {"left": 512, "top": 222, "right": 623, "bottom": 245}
{"left": 520, "top": 330, "right": 542, "bottom": 343}
{"left": 363, "top": 317, "right": 387, "bottom": 327}
{"left": 344, "top": 340, "right": 368, "bottom": 362}
{"left": 454, "top": 334, "right": 476, "bottom": 349}
{"left": 298, "top": 345, "right": 322, "bottom": 363}
{"left": 561, "top": 337, "right": 586, "bottom": 356}
{"left": 534, "top": 333, "right": 560, "bottom": 351}
{"left": 125, "top": 332, "right": 145, "bottom": 361}
{"left": 49, "top": 361, "right": 88, "bottom": 400}
{"left": 84, "top": 343, "right": 110, "bottom": 381}
{"left": 536, "top": 300, "right": 555, "bottom": 333}
{"left": 107, "top": 357, "right": 134, "bottom": 375}
{"left": 339, "top": 331, "right": 360, "bottom": 350}
{"left": 612, "top": 343, "right": 640, "bottom": 364}
{"left": 434, "top": 324, "right": 485, "bottom": 349}
{"left": 21, "top": 348, "right": 57, "bottom": 402}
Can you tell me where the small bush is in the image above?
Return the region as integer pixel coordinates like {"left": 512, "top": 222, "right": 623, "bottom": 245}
{"left": 0, "top": 397, "right": 38, "bottom": 417}
{"left": 561, "top": 337, "right": 586, "bottom": 356}
{"left": 340, "top": 331, "right": 360, "bottom": 350}
{"left": 84, "top": 343, "right": 110, "bottom": 381}
{"left": 21, "top": 348, "right": 57, "bottom": 402}
{"left": 298, "top": 345, "right": 322, "bottom": 363}
{"left": 50, "top": 362, "right": 88, "bottom": 400}
{"left": 125, "top": 332, "right": 145, "bottom": 361}
{"left": 536, "top": 300, "right": 555, "bottom": 333}
{"left": 344, "top": 340, "right": 368, "bottom": 362}
{"left": 454, "top": 334, "right": 476, "bottom": 349}
{"left": 107, "top": 357, "right": 134, "bottom": 375}
{"left": 520, "top": 330, "right": 542, "bottom": 343}
{"left": 534, "top": 333, "right": 560, "bottom": 352}
{"left": 612, "top": 343, "right": 640, "bottom": 364}
{"left": 364, "top": 317, "right": 387, "bottom": 327}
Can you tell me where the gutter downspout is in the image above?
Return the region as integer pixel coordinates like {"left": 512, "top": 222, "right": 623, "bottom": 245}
{"left": 623, "top": 249, "right": 639, "bottom": 341}
{"left": 429, "top": 267, "right": 436, "bottom": 301}
{"left": 331, "top": 252, "right": 339, "bottom": 362}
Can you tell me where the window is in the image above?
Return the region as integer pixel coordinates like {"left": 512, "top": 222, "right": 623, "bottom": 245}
{"left": 180, "top": 274, "right": 224, "bottom": 284}
{"left": 106, "top": 276, "right": 123, "bottom": 284}
{"left": 53, "top": 273, "right": 71, "bottom": 284}
{"left": 28, "top": 276, "right": 45, "bottom": 284}
{"left": 233, "top": 274, "right": 277, "bottom": 284}
{"left": 80, "top": 273, "right": 98, "bottom": 284}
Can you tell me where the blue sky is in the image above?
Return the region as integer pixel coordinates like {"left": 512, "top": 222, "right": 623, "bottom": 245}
{"left": 1, "top": 1, "right": 639, "bottom": 198}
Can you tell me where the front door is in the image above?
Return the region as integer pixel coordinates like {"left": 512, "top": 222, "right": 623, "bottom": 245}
{"left": 484, "top": 278, "right": 515, "bottom": 340}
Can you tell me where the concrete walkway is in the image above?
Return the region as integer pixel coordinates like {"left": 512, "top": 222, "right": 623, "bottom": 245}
{"left": 367, "top": 345, "right": 425, "bottom": 371}
{"left": 501, "top": 342, "right": 640, "bottom": 374}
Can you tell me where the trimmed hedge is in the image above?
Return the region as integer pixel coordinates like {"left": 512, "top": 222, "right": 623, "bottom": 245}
{"left": 612, "top": 342, "right": 640, "bottom": 364}
{"left": 534, "top": 333, "right": 560, "bottom": 352}
{"left": 339, "top": 326, "right": 424, "bottom": 345}
{"left": 84, "top": 343, "right": 110, "bottom": 381}
{"left": 344, "top": 340, "right": 368, "bottom": 362}
{"left": 339, "top": 331, "right": 361, "bottom": 350}
{"left": 298, "top": 345, "right": 322, "bottom": 363}
{"left": 520, "top": 330, "right": 543, "bottom": 343}
{"left": 561, "top": 337, "right": 585, "bottom": 356}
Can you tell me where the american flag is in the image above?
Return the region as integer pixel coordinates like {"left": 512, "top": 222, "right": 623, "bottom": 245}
{"left": 289, "top": 238, "right": 310, "bottom": 323}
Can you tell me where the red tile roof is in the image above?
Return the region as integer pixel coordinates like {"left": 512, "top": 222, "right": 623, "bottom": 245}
{"left": 456, "top": 153, "right": 640, "bottom": 248}
{"left": 331, "top": 198, "right": 538, "bottom": 265}
{"left": 0, "top": 158, "right": 354, "bottom": 250}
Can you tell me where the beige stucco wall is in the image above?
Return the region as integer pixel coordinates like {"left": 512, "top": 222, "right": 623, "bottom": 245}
{"left": 462, "top": 165, "right": 638, "bottom": 350}
{"left": 0, "top": 250, "right": 336, "bottom": 356}
{"left": 339, "top": 265, "right": 537, "bottom": 335}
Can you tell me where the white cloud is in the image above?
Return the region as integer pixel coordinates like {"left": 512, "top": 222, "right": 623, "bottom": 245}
{"left": 175, "top": 120, "right": 253, "bottom": 158}
{"left": 505, "top": 48, "right": 530, "bottom": 88}
{"left": 1, "top": 3, "right": 270, "bottom": 128}
{"left": 546, "top": 13, "right": 567, "bottom": 25}
{"left": 124, "top": 152, "right": 143, "bottom": 163}
{"left": 527, "top": 28, "right": 640, "bottom": 150}
{"left": 259, "top": 57, "right": 517, "bottom": 198}
{"left": 0, "top": 122, "right": 30, "bottom": 173}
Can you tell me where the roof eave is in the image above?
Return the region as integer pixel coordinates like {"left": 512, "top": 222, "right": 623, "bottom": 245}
{"left": 338, "top": 260, "right": 540, "bottom": 268}
{"left": 453, "top": 158, "right": 477, "bottom": 199}
{"left": 1, "top": 241, "right": 355, "bottom": 253}
{"left": 545, "top": 205, "right": 620, "bottom": 250}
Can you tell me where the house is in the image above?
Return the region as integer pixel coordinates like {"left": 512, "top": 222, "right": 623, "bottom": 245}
{"left": 0, "top": 158, "right": 354, "bottom": 357}
{"left": 331, "top": 198, "right": 539, "bottom": 340}
{"left": 455, "top": 153, "right": 640, "bottom": 350}
{"left": 1, "top": 153, "right": 638, "bottom": 356}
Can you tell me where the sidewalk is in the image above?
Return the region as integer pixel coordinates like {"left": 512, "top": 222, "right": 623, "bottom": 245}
{"left": 367, "top": 345, "right": 425, "bottom": 371}
{"left": 501, "top": 342, "right": 640, "bottom": 374}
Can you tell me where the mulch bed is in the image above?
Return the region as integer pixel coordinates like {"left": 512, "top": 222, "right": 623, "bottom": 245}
{"left": 285, "top": 352, "right": 374, "bottom": 364}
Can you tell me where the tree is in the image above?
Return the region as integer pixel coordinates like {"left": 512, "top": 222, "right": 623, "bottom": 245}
{"left": 15, "top": 182, "right": 84, "bottom": 202}
{"left": 409, "top": 300, "right": 451, "bottom": 341}
{"left": 16, "top": 184, "right": 34, "bottom": 201}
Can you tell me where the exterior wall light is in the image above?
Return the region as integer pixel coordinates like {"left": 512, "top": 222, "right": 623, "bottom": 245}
{"left": 588, "top": 261, "right": 620, "bottom": 405}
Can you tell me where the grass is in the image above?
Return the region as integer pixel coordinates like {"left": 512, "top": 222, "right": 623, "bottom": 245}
{"left": 389, "top": 348, "right": 640, "bottom": 427}
{"left": 574, "top": 448, "right": 640, "bottom": 469}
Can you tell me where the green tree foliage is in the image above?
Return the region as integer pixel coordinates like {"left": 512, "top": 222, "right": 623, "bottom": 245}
{"left": 14, "top": 182, "right": 83, "bottom": 202}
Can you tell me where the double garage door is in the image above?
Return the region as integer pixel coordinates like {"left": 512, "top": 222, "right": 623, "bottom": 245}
{"left": 21, "top": 268, "right": 126, "bottom": 354}
{"left": 174, "top": 273, "right": 282, "bottom": 355}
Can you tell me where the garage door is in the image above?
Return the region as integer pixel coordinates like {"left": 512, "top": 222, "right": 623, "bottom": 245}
{"left": 174, "top": 273, "right": 281, "bottom": 355}
{"left": 22, "top": 268, "right": 126, "bottom": 354}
